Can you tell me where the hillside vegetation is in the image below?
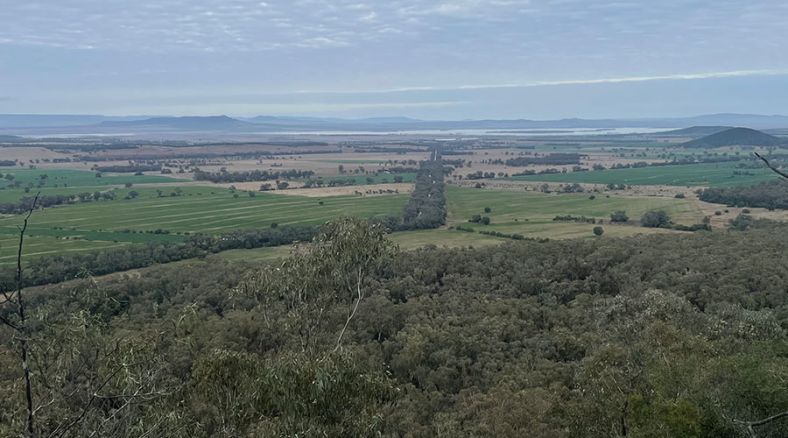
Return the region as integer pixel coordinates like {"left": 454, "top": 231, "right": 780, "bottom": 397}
{"left": 1, "top": 218, "right": 787, "bottom": 437}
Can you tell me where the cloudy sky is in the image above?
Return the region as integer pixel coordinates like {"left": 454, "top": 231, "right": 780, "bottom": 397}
{"left": 2, "top": 0, "right": 788, "bottom": 119}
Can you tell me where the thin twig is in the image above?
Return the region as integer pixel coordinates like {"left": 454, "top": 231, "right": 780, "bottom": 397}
{"left": 754, "top": 152, "right": 788, "bottom": 180}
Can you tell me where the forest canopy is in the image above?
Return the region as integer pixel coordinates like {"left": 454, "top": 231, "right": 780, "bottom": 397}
{"left": 2, "top": 218, "right": 787, "bottom": 437}
{"left": 699, "top": 179, "right": 788, "bottom": 210}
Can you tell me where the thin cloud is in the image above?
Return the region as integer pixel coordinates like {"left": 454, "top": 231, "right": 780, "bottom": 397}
{"left": 284, "top": 69, "right": 788, "bottom": 95}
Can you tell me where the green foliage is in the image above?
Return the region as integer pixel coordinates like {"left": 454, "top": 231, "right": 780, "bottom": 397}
{"left": 641, "top": 210, "right": 672, "bottom": 228}
{"left": 730, "top": 213, "right": 755, "bottom": 231}
{"left": 593, "top": 226, "right": 604, "bottom": 236}
{"left": 191, "top": 350, "right": 394, "bottom": 436}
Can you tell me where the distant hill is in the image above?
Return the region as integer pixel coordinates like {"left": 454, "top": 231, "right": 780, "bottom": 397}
{"left": 0, "top": 114, "right": 148, "bottom": 129}
{"left": 99, "top": 115, "right": 256, "bottom": 131}
{"left": 657, "top": 126, "right": 732, "bottom": 137}
{"left": 682, "top": 127, "right": 788, "bottom": 148}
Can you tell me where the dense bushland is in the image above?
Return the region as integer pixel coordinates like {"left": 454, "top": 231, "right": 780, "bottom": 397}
{"left": 699, "top": 180, "right": 788, "bottom": 210}
{"left": 1, "top": 219, "right": 787, "bottom": 437}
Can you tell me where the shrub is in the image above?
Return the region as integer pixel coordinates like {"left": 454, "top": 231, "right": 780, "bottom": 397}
{"left": 641, "top": 210, "right": 672, "bottom": 228}
{"left": 610, "top": 210, "right": 629, "bottom": 223}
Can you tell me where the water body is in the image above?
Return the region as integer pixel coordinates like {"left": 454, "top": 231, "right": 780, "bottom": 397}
{"left": 248, "top": 127, "right": 677, "bottom": 136}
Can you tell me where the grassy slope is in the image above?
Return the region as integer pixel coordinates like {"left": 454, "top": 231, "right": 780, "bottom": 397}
{"left": 510, "top": 162, "right": 777, "bottom": 187}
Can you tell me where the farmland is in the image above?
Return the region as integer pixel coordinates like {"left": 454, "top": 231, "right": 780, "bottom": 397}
{"left": 0, "top": 181, "right": 705, "bottom": 264}
{"left": 0, "top": 168, "right": 185, "bottom": 202}
{"left": 0, "top": 186, "right": 409, "bottom": 263}
{"left": 510, "top": 161, "right": 777, "bottom": 187}
{"left": 0, "top": 168, "right": 183, "bottom": 189}
{"left": 0, "top": 132, "right": 785, "bottom": 267}
{"left": 444, "top": 186, "right": 703, "bottom": 238}
{"left": 0, "top": 234, "right": 127, "bottom": 265}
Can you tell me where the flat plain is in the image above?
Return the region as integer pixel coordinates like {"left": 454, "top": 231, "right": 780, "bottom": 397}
{"left": 2, "top": 132, "right": 785, "bottom": 266}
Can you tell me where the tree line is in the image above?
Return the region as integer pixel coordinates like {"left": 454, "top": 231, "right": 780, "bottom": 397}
{"left": 193, "top": 168, "right": 315, "bottom": 183}
{"left": 0, "top": 192, "right": 116, "bottom": 215}
{"left": 505, "top": 153, "right": 584, "bottom": 166}
{"left": 94, "top": 163, "right": 162, "bottom": 173}
{"left": 0, "top": 225, "right": 318, "bottom": 291}
{"left": 400, "top": 160, "right": 447, "bottom": 229}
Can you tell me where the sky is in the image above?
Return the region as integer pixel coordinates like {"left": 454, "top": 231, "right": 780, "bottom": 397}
{"left": 1, "top": 0, "right": 788, "bottom": 119}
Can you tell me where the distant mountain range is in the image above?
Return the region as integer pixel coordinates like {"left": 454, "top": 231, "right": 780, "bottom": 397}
{"left": 2, "top": 113, "right": 788, "bottom": 135}
{"left": 0, "top": 114, "right": 149, "bottom": 129}
{"left": 682, "top": 127, "right": 788, "bottom": 148}
{"left": 98, "top": 115, "right": 253, "bottom": 130}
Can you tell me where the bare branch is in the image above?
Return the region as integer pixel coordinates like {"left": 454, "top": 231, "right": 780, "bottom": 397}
{"left": 15, "top": 192, "right": 39, "bottom": 438}
{"left": 735, "top": 410, "right": 788, "bottom": 438}
{"left": 754, "top": 152, "right": 788, "bottom": 181}
{"left": 333, "top": 266, "right": 364, "bottom": 353}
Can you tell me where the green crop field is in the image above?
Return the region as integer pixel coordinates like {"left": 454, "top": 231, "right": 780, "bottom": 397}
{"left": 0, "top": 186, "right": 409, "bottom": 264}
{"left": 0, "top": 169, "right": 186, "bottom": 203}
{"left": 444, "top": 186, "right": 703, "bottom": 239}
{"left": 0, "top": 168, "right": 184, "bottom": 189}
{"left": 0, "top": 183, "right": 710, "bottom": 265}
{"left": 510, "top": 161, "right": 777, "bottom": 187}
{"left": 0, "top": 234, "right": 128, "bottom": 265}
